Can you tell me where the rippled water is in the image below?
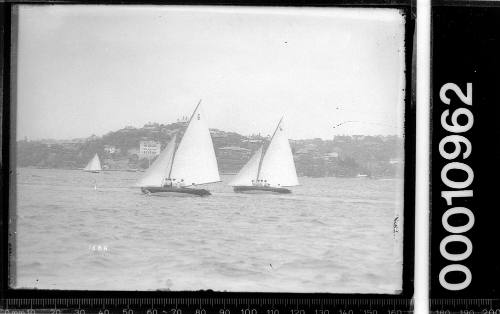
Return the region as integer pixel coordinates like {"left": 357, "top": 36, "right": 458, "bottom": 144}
{"left": 13, "top": 168, "right": 404, "bottom": 293}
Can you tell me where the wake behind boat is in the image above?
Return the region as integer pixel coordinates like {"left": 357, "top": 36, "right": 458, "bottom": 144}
{"left": 135, "top": 101, "right": 220, "bottom": 196}
{"left": 229, "top": 117, "right": 298, "bottom": 194}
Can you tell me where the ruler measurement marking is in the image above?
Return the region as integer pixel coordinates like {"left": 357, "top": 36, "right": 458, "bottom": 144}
{"left": 1, "top": 297, "right": 449, "bottom": 312}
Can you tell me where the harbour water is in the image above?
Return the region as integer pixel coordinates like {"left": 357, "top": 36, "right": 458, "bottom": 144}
{"left": 13, "top": 167, "right": 404, "bottom": 293}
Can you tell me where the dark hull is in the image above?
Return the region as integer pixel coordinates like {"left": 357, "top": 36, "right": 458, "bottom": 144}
{"left": 233, "top": 186, "right": 291, "bottom": 194}
{"left": 141, "top": 186, "right": 211, "bottom": 196}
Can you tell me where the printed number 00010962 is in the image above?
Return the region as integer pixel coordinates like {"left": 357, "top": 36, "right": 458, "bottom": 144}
{"left": 438, "top": 82, "right": 474, "bottom": 291}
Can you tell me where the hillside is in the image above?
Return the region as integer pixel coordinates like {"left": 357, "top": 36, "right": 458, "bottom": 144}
{"left": 16, "top": 122, "right": 404, "bottom": 178}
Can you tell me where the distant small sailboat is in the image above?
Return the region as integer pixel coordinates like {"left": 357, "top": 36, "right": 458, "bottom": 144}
{"left": 230, "top": 117, "right": 299, "bottom": 194}
{"left": 135, "top": 101, "right": 220, "bottom": 196}
{"left": 83, "top": 153, "right": 102, "bottom": 173}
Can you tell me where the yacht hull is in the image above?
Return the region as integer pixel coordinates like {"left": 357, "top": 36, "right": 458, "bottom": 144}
{"left": 233, "top": 186, "right": 291, "bottom": 194}
{"left": 141, "top": 186, "right": 211, "bottom": 196}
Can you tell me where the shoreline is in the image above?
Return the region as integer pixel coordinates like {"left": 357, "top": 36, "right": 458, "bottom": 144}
{"left": 17, "top": 167, "right": 402, "bottom": 180}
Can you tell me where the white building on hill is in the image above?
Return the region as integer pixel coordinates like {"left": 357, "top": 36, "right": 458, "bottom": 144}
{"left": 139, "top": 140, "right": 161, "bottom": 159}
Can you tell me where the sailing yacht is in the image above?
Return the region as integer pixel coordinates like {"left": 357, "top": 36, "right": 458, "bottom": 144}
{"left": 83, "top": 153, "right": 102, "bottom": 173}
{"left": 135, "top": 101, "right": 220, "bottom": 196}
{"left": 229, "top": 117, "right": 299, "bottom": 194}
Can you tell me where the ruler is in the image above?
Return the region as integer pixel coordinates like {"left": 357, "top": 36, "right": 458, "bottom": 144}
{"left": 430, "top": 299, "right": 500, "bottom": 313}
{"left": 0, "top": 298, "right": 413, "bottom": 314}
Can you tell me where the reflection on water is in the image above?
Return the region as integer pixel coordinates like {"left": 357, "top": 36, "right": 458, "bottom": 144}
{"left": 13, "top": 168, "right": 403, "bottom": 293}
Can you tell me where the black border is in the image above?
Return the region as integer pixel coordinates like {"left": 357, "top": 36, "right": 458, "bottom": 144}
{"left": 430, "top": 1, "right": 500, "bottom": 300}
{"left": 1, "top": 0, "right": 415, "bottom": 304}
{"left": 1, "top": 1, "right": 13, "bottom": 302}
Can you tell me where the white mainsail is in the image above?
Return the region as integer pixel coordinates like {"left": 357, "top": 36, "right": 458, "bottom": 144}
{"left": 135, "top": 134, "right": 177, "bottom": 187}
{"left": 84, "top": 153, "right": 102, "bottom": 172}
{"left": 169, "top": 102, "right": 220, "bottom": 186}
{"left": 257, "top": 118, "right": 299, "bottom": 187}
{"left": 229, "top": 146, "right": 263, "bottom": 186}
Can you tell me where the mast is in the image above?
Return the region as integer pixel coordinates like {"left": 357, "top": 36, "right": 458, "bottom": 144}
{"left": 168, "top": 99, "right": 200, "bottom": 179}
{"left": 190, "top": 99, "right": 202, "bottom": 120}
{"left": 257, "top": 116, "right": 283, "bottom": 180}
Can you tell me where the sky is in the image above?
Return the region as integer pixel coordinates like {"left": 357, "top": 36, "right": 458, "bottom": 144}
{"left": 14, "top": 5, "right": 406, "bottom": 140}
